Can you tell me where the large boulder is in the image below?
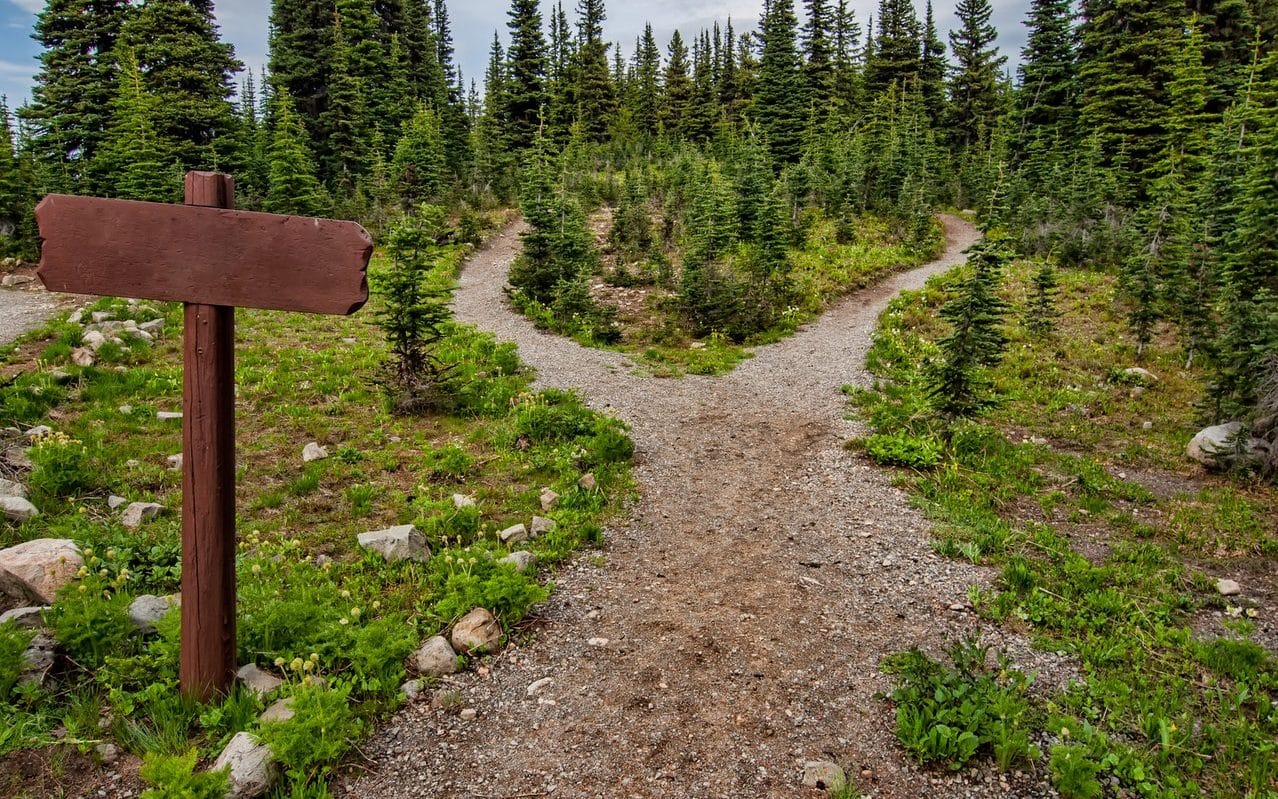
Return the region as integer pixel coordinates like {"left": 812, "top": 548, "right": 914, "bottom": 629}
{"left": 357, "top": 524, "right": 430, "bottom": 563}
{"left": 0, "top": 539, "right": 82, "bottom": 603}
{"left": 450, "top": 608, "right": 503, "bottom": 654}
{"left": 1186, "top": 422, "right": 1270, "bottom": 470}
{"left": 236, "top": 663, "right": 283, "bottom": 699}
{"left": 212, "top": 732, "right": 278, "bottom": 799}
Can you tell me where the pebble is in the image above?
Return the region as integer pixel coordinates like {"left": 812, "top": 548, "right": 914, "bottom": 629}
{"left": 459, "top": 708, "right": 477, "bottom": 720}
{"left": 587, "top": 637, "right": 609, "bottom": 647}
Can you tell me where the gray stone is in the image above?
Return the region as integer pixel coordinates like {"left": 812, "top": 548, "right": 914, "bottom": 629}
{"left": 1142, "top": 421, "right": 1154, "bottom": 430}
{"left": 1186, "top": 422, "right": 1269, "bottom": 470}
{"left": 498, "top": 523, "right": 528, "bottom": 544}
{"left": 498, "top": 551, "right": 537, "bottom": 573}
{"left": 260, "top": 699, "right": 295, "bottom": 724}
{"left": 1, "top": 274, "right": 34, "bottom": 287}
{"left": 0, "top": 606, "right": 48, "bottom": 628}
{"left": 452, "top": 493, "right": 476, "bottom": 509}
{"left": 539, "top": 487, "right": 560, "bottom": 511}
{"left": 0, "top": 538, "right": 81, "bottom": 603}
{"left": 70, "top": 348, "right": 95, "bottom": 367}
{"left": 0, "top": 477, "right": 27, "bottom": 498}
{"left": 21, "top": 632, "right": 56, "bottom": 686}
{"left": 0, "top": 495, "right": 37, "bottom": 523}
{"left": 802, "top": 760, "right": 846, "bottom": 791}
{"left": 450, "top": 607, "right": 502, "bottom": 654}
{"left": 139, "top": 318, "right": 165, "bottom": 335}
{"left": 90, "top": 311, "right": 114, "bottom": 324}
{"left": 3, "top": 446, "right": 32, "bottom": 470}
{"left": 401, "top": 678, "right": 426, "bottom": 701}
{"left": 81, "top": 330, "right": 106, "bottom": 351}
{"left": 577, "top": 473, "right": 597, "bottom": 491}
{"left": 95, "top": 743, "right": 119, "bottom": 765}
{"left": 530, "top": 515, "right": 557, "bottom": 536}
{"left": 120, "top": 501, "right": 163, "bottom": 529}
{"left": 1216, "top": 578, "right": 1242, "bottom": 596}
{"left": 156, "top": 411, "right": 183, "bottom": 421}
{"left": 301, "top": 442, "right": 328, "bottom": 462}
{"left": 167, "top": 453, "right": 183, "bottom": 470}
{"left": 47, "top": 370, "right": 72, "bottom": 385}
{"left": 24, "top": 425, "right": 51, "bottom": 439}
{"left": 66, "top": 309, "right": 84, "bottom": 324}
{"left": 357, "top": 524, "right": 429, "bottom": 563}
{"left": 107, "top": 495, "right": 128, "bottom": 510}
{"left": 128, "top": 594, "right": 175, "bottom": 633}
{"left": 459, "top": 708, "right": 477, "bottom": 720}
{"left": 1122, "top": 367, "right": 1158, "bottom": 384}
{"left": 587, "top": 637, "right": 609, "bottom": 647}
{"left": 412, "top": 635, "right": 459, "bottom": 677}
{"left": 212, "top": 732, "right": 278, "bottom": 799}
{"left": 526, "top": 677, "right": 554, "bottom": 697}
{"left": 236, "top": 664, "right": 283, "bottom": 699}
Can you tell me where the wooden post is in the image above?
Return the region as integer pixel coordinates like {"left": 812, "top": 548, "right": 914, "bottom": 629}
{"left": 180, "top": 172, "right": 238, "bottom": 701}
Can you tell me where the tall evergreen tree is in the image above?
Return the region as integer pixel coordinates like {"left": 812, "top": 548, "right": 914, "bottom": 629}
{"left": 267, "top": 0, "right": 335, "bottom": 143}
{"left": 946, "top": 0, "right": 1006, "bottom": 150}
{"left": 0, "top": 98, "right": 33, "bottom": 257}
{"left": 631, "top": 24, "right": 662, "bottom": 132}
{"left": 1016, "top": 0, "right": 1076, "bottom": 137}
{"left": 919, "top": 1, "right": 948, "bottom": 125}
{"left": 23, "top": 0, "right": 133, "bottom": 191}
{"left": 803, "top": 0, "right": 837, "bottom": 113}
{"left": 506, "top": 0, "right": 550, "bottom": 149}
{"left": 393, "top": 105, "right": 448, "bottom": 205}
{"left": 265, "top": 90, "right": 327, "bottom": 216}
{"left": 93, "top": 48, "right": 177, "bottom": 202}
{"left": 661, "top": 31, "right": 694, "bottom": 135}
{"left": 866, "top": 0, "right": 921, "bottom": 98}
{"left": 321, "top": 12, "right": 369, "bottom": 187}
{"left": 573, "top": 0, "right": 616, "bottom": 140}
{"left": 756, "top": 0, "right": 807, "bottom": 163}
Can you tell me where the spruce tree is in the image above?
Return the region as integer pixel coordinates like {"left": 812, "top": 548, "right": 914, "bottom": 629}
{"left": 573, "top": 0, "right": 617, "bottom": 141}
{"left": 93, "top": 48, "right": 178, "bottom": 203}
{"left": 930, "top": 236, "right": 1012, "bottom": 419}
{"left": 1016, "top": 0, "right": 1076, "bottom": 137}
{"left": 946, "top": 0, "right": 1006, "bottom": 150}
{"left": 866, "top": 0, "right": 921, "bottom": 99}
{"left": 803, "top": 0, "right": 836, "bottom": 113}
{"left": 832, "top": 0, "right": 864, "bottom": 113}
{"left": 631, "top": 25, "right": 662, "bottom": 133}
{"left": 756, "top": 0, "right": 807, "bottom": 163}
{"left": 393, "top": 105, "right": 448, "bottom": 205}
{"left": 24, "top": 0, "right": 133, "bottom": 191}
{"left": 321, "top": 12, "right": 369, "bottom": 188}
{"left": 919, "top": 1, "right": 948, "bottom": 126}
{"left": 661, "top": 31, "right": 694, "bottom": 136}
{"left": 0, "top": 99, "right": 32, "bottom": 257}
{"left": 265, "top": 91, "right": 328, "bottom": 216}
{"left": 505, "top": 0, "right": 550, "bottom": 149}
{"left": 1024, "top": 261, "right": 1059, "bottom": 336}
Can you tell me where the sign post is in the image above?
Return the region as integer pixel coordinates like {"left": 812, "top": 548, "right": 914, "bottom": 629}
{"left": 36, "top": 172, "right": 373, "bottom": 701}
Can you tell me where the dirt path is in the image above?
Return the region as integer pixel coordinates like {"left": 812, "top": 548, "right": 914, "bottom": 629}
{"left": 0, "top": 288, "right": 63, "bottom": 347}
{"left": 341, "top": 217, "right": 1056, "bottom": 798}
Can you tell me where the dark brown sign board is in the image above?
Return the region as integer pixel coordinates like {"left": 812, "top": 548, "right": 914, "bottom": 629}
{"left": 35, "top": 172, "right": 373, "bottom": 700}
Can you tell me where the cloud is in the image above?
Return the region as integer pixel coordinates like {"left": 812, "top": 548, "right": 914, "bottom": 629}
{"left": 7, "top": 0, "right": 44, "bottom": 14}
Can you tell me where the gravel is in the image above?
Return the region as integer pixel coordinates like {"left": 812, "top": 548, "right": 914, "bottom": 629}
{"left": 336, "top": 217, "right": 1061, "bottom": 798}
{"left": 0, "top": 290, "right": 62, "bottom": 347}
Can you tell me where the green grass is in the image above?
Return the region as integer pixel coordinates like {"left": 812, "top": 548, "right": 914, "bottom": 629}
{"left": 854, "top": 257, "right": 1278, "bottom": 798}
{"left": 0, "top": 216, "right": 633, "bottom": 796}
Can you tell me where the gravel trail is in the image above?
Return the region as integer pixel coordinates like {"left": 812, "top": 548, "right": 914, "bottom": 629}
{"left": 341, "top": 217, "right": 1057, "bottom": 798}
{"left": 0, "top": 289, "right": 62, "bottom": 346}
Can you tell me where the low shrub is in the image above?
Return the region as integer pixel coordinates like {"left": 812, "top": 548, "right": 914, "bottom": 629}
{"left": 864, "top": 431, "right": 943, "bottom": 469}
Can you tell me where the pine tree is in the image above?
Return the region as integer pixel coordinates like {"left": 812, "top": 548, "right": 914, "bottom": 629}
{"left": 946, "top": 0, "right": 1006, "bottom": 150}
{"left": 929, "top": 235, "right": 1012, "bottom": 419}
{"left": 573, "top": 0, "right": 616, "bottom": 140}
{"left": 321, "top": 12, "right": 369, "bottom": 188}
{"left": 661, "top": 31, "right": 694, "bottom": 136}
{"left": 1024, "top": 261, "right": 1059, "bottom": 336}
{"left": 803, "top": 0, "right": 836, "bottom": 114}
{"left": 393, "top": 105, "right": 448, "bottom": 205}
{"left": 866, "top": 0, "right": 921, "bottom": 99}
{"left": 919, "top": 1, "right": 948, "bottom": 125}
{"left": 687, "top": 32, "right": 718, "bottom": 141}
{"left": 265, "top": 91, "right": 328, "bottom": 216}
{"left": 631, "top": 24, "right": 662, "bottom": 132}
{"left": 0, "top": 98, "right": 33, "bottom": 257}
{"left": 93, "top": 48, "right": 178, "bottom": 203}
{"left": 506, "top": 0, "right": 549, "bottom": 149}
{"left": 832, "top": 0, "right": 864, "bottom": 113}
{"left": 1016, "top": 0, "right": 1076, "bottom": 137}
{"left": 23, "top": 0, "right": 133, "bottom": 191}
{"left": 756, "top": 0, "right": 807, "bottom": 163}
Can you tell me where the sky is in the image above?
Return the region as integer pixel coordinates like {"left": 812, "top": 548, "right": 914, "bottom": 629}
{"left": 0, "top": 0, "right": 1030, "bottom": 111}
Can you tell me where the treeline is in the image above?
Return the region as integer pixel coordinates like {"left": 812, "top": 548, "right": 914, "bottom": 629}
{"left": 1, "top": 0, "right": 1276, "bottom": 425}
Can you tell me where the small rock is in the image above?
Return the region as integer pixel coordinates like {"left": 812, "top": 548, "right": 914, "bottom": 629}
{"left": 301, "top": 442, "right": 328, "bottom": 463}
{"left": 452, "top": 493, "right": 476, "bottom": 509}
{"left": 70, "top": 348, "right": 95, "bottom": 367}
{"left": 1, "top": 274, "right": 34, "bottom": 287}
{"left": 1122, "top": 367, "right": 1158, "bottom": 384}
{"left": 526, "top": 677, "right": 554, "bottom": 697}
{"left": 0, "top": 477, "right": 27, "bottom": 498}
{"left": 401, "top": 678, "right": 425, "bottom": 701}
{"left": 120, "top": 501, "right": 163, "bottom": 529}
{"left": 21, "top": 632, "right": 56, "bottom": 685}
{"left": 530, "top": 515, "right": 557, "bottom": 536}
{"left": 212, "top": 731, "right": 278, "bottom": 799}
{"left": 81, "top": 330, "right": 107, "bottom": 351}
{"left": 260, "top": 698, "right": 295, "bottom": 724}
{"left": 156, "top": 411, "right": 183, "bottom": 421}
{"left": 107, "top": 495, "right": 128, "bottom": 510}
{"left": 167, "top": 454, "right": 183, "bottom": 470}
{"left": 128, "top": 594, "right": 175, "bottom": 632}
{"left": 413, "top": 635, "right": 459, "bottom": 677}
{"left": 138, "top": 318, "right": 165, "bottom": 335}
{"left": 0, "top": 538, "right": 81, "bottom": 603}
{"left": 1216, "top": 578, "right": 1242, "bottom": 596}
{"left": 236, "top": 664, "right": 283, "bottom": 699}
{"left": 95, "top": 743, "right": 119, "bottom": 765}
{"left": 1142, "top": 421, "right": 1154, "bottom": 430}
{"left": 459, "top": 708, "right": 477, "bottom": 720}
{"left": 0, "top": 495, "right": 38, "bottom": 524}
{"left": 450, "top": 608, "right": 502, "bottom": 654}
{"left": 24, "top": 425, "right": 51, "bottom": 439}
{"left": 689, "top": 341, "right": 706, "bottom": 349}
{"left": 0, "top": 606, "right": 48, "bottom": 628}
{"left": 3, "top": 447, "right": 32, "bottom": 470}
{"left": 90, "top": 311, "right": 114, "bottom": 323}
{"left": 578, "top": 473, "right": 597, "bottom": 491}
{"left": 539, "top": 487, "right": 560, "bottom": 511}
{"left": 1130, "top": 386, "right": 1146, "bottom": 398}
{"left": 587, "top": 637, "right": 609, "bottom": 647}
{"left": 46, "top": 369, "right": 72, "bottom": 385}
{"left": 499, "top": 551, "right": 537, "bottom": 572}
{"left": 67, "top": 309, "right": 84, "bottom": 324}
{"left": 357, "top": 524, "right": 430, "bottom": 563}
{"left": 802, "top": 760, "right": 846, "bottom": 791}
{"left": 498, "top": 523, "right": 528, "bottom": 544}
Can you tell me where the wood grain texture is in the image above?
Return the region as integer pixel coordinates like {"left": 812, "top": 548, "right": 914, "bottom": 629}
{"left": 35, "top": 190, "right": 372, "bottom": 315}
{"left": 179, "top": 172, "right": 238, "bottom": 702}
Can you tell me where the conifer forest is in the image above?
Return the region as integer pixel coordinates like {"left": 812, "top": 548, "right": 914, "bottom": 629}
{"left": 1, "top": 0, "right": 1278, "bottom": 796}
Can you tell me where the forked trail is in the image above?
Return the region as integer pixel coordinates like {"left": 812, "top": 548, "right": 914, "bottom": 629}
{"left": 341, "top": 216, "right": 1049, "bottom": 798}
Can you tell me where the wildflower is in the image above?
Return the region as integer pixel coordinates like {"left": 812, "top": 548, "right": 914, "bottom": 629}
{"left": 309, "top": 653, "right": 319, "bottom": 662}
{"left": 78, "top": 585, "right": 87, "bottom": 593}
{"left": 99, "top": 569, "right": 109, "bottom": 578}
{"left": 350, "top": 607, "right": 361, "bottom": 619}
{"left": 371, "top": 601, "right": 381, "bottom": 611}
{"left": 274, "top": 657, "right": 286, "bottom": 668}
{"left": 77, "top": 566, "right": 88, "bottom": 578}
{"left": 251, "top": 564, "right": 262, "bottom": 575}
{"left": 291, "top": 657, "right": 304, "bottom": 672}
{"left": 303, "top": 660, "right": 315, "bottom": 672}
{"left": 339, "top": 617, "right": 349, "bottom": 626}
{"left": 105, "top": 548, "right": 116, "bottom": 560}
{"left": 341, "top": 589, "right": 351, "bottom": 599}
{"left": 83, "top": 547, "right": 94, "bottom": 558}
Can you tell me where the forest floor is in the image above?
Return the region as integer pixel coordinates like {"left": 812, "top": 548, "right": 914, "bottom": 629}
{"left": 337, "top": 216, "right": 1062, "bottom": 798}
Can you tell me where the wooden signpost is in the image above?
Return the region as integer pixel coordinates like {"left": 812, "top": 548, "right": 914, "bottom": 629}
{"left": 35, "top": 172, "right": 373, "bottom": 701}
